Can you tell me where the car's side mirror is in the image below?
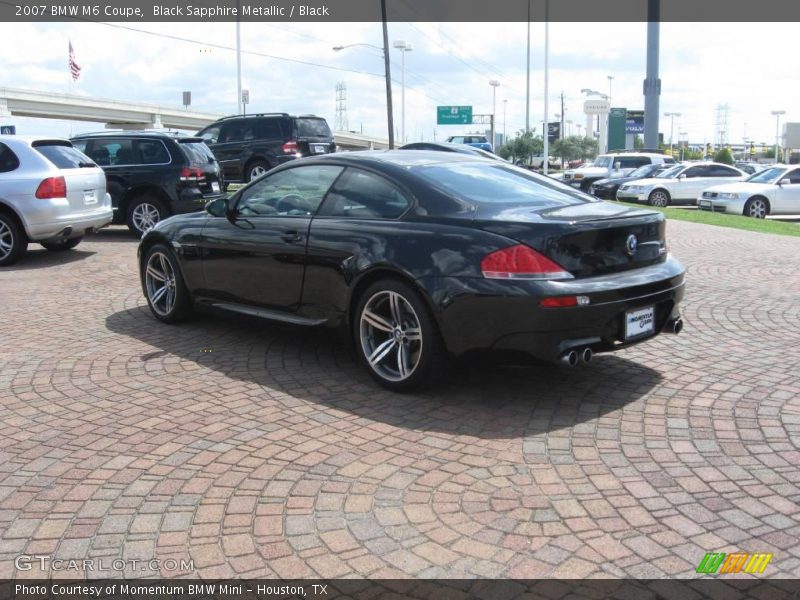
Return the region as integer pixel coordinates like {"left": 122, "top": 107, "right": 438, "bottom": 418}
{"left": 779, "top": 178, "right": 791, "bottom": 186}
{"left": 677, "top": 173, "right": 685, "bottom": 180}
{"left": 613, "top": 162, "right": 621, "bottom": 170}
{"left": 205, "top": 197, "right": 228, "bottom": 218}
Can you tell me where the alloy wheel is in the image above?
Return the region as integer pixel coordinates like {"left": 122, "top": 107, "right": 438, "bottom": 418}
{"left": 747, "top": 198, "right": 767, "bottom": 219}
{"left": 250, "top": 164, "right": 267, "bottom": 180}
{"left": 144, "top": 251, "right": 177, "bottom": 316}
{"left": 649, "top": 191, "right": 669, "bottom": 207}
{"left": 0, "top": 220, "right": 12, "bottom": 261}
{"left": 359, "top": 290, "right": 423, "bottom": 383}
{"left": 132, "top": 202, "right": 161, "bottom": 233}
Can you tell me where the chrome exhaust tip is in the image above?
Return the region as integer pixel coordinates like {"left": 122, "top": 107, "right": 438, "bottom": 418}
{"left": 560, "top": 350, "right": 579, "bottom": 367}
{"left": 669, "top": 318, "right": 684, "bottom": 334}
{"left": 581, "top": 347, "right": 593, "bottom": 363}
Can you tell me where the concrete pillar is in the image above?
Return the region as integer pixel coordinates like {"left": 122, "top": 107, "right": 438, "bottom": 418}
{"left": 643, "top": 0, "right": 661, "bottom": 149}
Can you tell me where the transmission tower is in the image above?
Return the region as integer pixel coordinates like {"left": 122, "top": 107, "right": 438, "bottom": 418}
{"left": 335, "top": 82, "right": 348, "bottom": 132}
{"left": 715, "top": 103, "right": 729, "bottom": 149}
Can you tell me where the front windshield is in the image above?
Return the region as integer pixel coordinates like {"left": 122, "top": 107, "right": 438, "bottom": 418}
{"left": 628, "top": 164, "right": 657, "bottom": 178}
{"left": 655, "top": 165, "right": 684, "bottom": 178}
{"left": 747, "top": 166, "right": 784, "bottom": 183}
{"left": 594, "top": 156, "right": 612, "bottom": 168}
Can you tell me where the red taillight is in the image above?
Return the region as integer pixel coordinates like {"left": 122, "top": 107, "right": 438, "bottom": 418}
{"left": 35, "top": 176, "right": 67, "bottom": 199}
{"left": 282, "top": 140, "right": 299, "bottom": 154}
{"left": 481, "top": 244, "right": 572, "bottom": 280}
{"left": 179, "top": 167, "right": 205, "bottom": 182}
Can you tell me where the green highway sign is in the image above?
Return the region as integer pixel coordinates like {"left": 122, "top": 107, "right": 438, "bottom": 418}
{"left": 437, "top": 105, "right": 473, "bottom": 125}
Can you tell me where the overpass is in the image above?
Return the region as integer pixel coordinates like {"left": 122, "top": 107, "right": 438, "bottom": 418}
{"left": 0, "top": 86, "right": 388, "bottom": 150}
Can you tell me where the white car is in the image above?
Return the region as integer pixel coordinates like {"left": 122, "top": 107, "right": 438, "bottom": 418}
{"left": 562, "top": 152, "right": 675, "bottom": 192}
{"left": 698, "top": 164, "right": 800, "bottom": 218}
{"left": 616, "top": 162, "right": 746, "bottom": 207}
{"left": 0, "top": 136, "right": 112, "bottom": 266}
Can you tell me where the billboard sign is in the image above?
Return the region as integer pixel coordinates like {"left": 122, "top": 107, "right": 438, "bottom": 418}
{"left": 625, "top": 109, "right": 645, "bottom": 134}
{"left": 547, "top": 121, "right": 561, "bottom": 143}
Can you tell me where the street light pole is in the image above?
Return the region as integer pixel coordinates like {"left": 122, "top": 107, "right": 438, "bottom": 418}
{"left": 771, "top": 109, "right": 785, "bottom": 163}
{"left": 664, "top": 112, "right": 681, "bottom": 156}
{"left": 503, "top": 99, "right": 507, "bottom": 146}
{"left": 543, "top": 0, "right": 550, "bottom": 175}
{"left": 489, "top": 80, "right": 500, "bottom": 151}
{"left": 236, "top": 0, "right": 242, "bottom": 115}
{"left": 393, "top": 40, "right": 413, "bottom": 145}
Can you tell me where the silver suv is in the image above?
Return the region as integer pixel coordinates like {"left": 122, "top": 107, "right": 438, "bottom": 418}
{"left": 0, "top": 136, "right": 112, "bottom": 266}
{"left": 562, "top": 152, "right": 676, "bottom": 192}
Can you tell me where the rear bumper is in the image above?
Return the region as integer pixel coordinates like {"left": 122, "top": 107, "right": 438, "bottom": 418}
{"left": 418, "top": 255, "right": 686, "bottom": 362}
{"left": 24, "top": 193, "right": 114, "bottom": 240}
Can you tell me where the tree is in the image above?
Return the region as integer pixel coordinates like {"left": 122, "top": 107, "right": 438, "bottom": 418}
{"left": 497, "top": 130, "right": 544, "bottom": 164}
{"left": 713, "top": 147, "right": 734, "bottom": 165}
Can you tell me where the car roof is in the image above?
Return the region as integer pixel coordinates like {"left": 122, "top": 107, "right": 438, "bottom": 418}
{"left": 303, "top": 149, "right": 492, "bottom": 169}
{"left": 0, "top": 135, "right": 72, "bottom": 146}
{"left": 71, "top": 130, "right": 186, "bottom": 139}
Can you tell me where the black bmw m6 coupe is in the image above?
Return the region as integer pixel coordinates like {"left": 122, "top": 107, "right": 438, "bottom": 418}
{"left": 138, "top": 151, "right": 685, "bottom": 391}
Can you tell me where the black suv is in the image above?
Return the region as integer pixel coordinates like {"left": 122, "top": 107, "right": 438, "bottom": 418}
{"left": 71, "top": 131, "right": 224, "bottom": 235}
{"left": 196, "top": 113, "right": 335, "bottom": 183}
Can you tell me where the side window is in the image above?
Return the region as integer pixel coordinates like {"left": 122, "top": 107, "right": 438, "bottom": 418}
{"left": 618, "top": 157, "right": 649, "bottom": 169}
{"left": 450, "top": 136, "right": 465, "bottom": 144}
{"left": 320, "top": 168, "right": 411, "bottom": 219}
{"left": 709, "top": 165, "right": 740, "bottom": 177}
{"left": 219, "top": 121, "right": 250, "bottom": 143}
{"left": 71, "top": 140, "right": 88, "bottom": 153}
{"left": 136, "top": 140, "right": 170, "bottom": 164}
{"left": 237, "top": 165, "right": 343, "bottom": 217}
{"left": 786, "top": 169, "right": 800, "bottom": 184}
{"left": 199, "top": 125, "right": 221, "bottom": 144}
{"left": 682, "top": 166, "right": 706, "bottom": 178}
{"left": 89, "top": 139, "right": 133, "bottom": 166}
{"left": 257, "top": 119, "right": 282, "bottom": 139}
{"left": 663, "top": 157, "right": 676, "bottom": 164}
{"left": 0, "top": 143, "right": 19, "bottom": 173}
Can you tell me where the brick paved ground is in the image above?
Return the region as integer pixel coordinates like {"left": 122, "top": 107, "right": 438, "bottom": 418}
{"left": 0, "top": 220, "right": 799, "bottom": 579}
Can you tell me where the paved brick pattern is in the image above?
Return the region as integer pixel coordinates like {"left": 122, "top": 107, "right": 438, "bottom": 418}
{"left": 0, "top": 222, "right": 799, "bottom": 579}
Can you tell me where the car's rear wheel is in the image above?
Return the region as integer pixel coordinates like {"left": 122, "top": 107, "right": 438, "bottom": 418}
{"left": 246, "top": 160, "right": 269, "bottom": 182}
{"left": 0, "top": 213, "right": 27, "bottom": 267}
{"left": 128, "top": 195, "right": 166, "bottom": 236}
{"left": 40, "top": 236, "right": 84, "bottom": 251}
{"left": 354, "top": 279, "right": 447, "bottom": 392}
{"left": 142, "top": 244, "right": 192, "bottom": 323}
{"left": 744, "top": 196, "right": 769, "bottom": 219}
{"left": 648, "top": 189, "right": 671, "bottom": 207}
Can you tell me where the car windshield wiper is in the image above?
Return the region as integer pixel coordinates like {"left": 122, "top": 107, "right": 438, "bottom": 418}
{"left": 78, "top": 161, "right": 97, "bottom": 168}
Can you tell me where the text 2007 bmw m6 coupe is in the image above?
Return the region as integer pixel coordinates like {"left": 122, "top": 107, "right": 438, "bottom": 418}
{"left": 138, "top": 151, "right": 686, "bottom": 391}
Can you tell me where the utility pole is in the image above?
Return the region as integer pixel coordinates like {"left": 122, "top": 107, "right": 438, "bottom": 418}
{"left": 525, "top": 0, "right": 531, "bottom": 132}
{"left": 380, "top": 0, "right": 394, "bottom": 149}
{"left": 643, "top": 0, "right": 661, "bottom": 149}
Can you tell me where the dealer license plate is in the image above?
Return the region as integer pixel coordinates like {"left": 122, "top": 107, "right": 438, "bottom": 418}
{"left": 311, "top": 144, "right": 327, "bottom": 154}
{"left": 84, "top": 190, "right": 97, "bottom": 204}
{"left": 211, "top": 182, "right": 220, "bottom": 193}
{"left": 625, "top": 306, "right": 655, "bottom": 340}
{"left": 699, "top": 200, "right": 712, "bottom": 208}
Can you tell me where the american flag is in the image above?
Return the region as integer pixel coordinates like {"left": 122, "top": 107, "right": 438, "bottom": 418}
{"left": 68, "top": 41, "right": 81, "bottom": 81}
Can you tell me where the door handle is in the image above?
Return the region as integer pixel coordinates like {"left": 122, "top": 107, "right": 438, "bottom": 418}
{"left": 281, "top": 231, "right": 303, "bottom": 243}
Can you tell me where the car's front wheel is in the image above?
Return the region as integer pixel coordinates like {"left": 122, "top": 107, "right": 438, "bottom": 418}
{"left": 0, "top": 213, "right": 27, "bottom": 267}
{"left": 744, "top": 196, "right": 769, "bottom": 219}
{"left": 142, "top": 244, "right": 192, "bottom": 323}
{"left": 128, "top": 196, "right": 166, "bottom": 236}
{"left": 353, "top": 279, "right": 448, "bottom": 392}
{"left": 648, "top": 189, "right": 671, "bottom": 207}
{"left": 40, "top": 236, "right": 84, "bottom": 251}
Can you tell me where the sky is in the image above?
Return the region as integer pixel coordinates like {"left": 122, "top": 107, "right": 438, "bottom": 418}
{"left": 0, "top": 20, "right": 797, "bottom": 149}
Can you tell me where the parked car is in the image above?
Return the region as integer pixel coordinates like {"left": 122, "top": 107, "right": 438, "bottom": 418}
{"left": 196, "top": 113, "right": 336, "bottom": 184}
{"left": 444, "top": 134, "right": 492, "bottom": 152}
{"left": 734, "top": 162, "right": 768, "bottom": 175}
{"left": 562, "top": 152, "right": 676, "bottom": 192}
{"left": 137, "top": 151, "right": 685, "bottom": 391}
{"left": 617, "top": 162, "right": 746, "bottom": 207}
{"left": 70, "top": 131, "right": 224, "bottom": 235}
{"left": 400, "top": 142, "right": 507, "bottom": 162}
{"left": 0, "top": 136, "right": 112, "bottom": 266}
{"left": 698, "top": 164, "right": 800, "bottom": 218}
{"left": 590, "top": 163, "right": 672, "bottom": 200}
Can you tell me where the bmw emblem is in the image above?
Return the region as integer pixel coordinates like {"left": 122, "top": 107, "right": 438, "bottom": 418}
{"left": 625, "top": 234, "right": 638, "bottom": 256}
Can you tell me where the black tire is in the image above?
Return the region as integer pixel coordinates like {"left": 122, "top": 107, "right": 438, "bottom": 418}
{"left": 127, "top": 195, "right": 167, "bottom": 236}
{"left": 648, "top": 189, "right": 671, "bottom": 207}
{"left": 141, "top": 244, "right": 192, "bottom": 323}
{"left": 0, "top": 212, "right": 27, "bottom": 267}
{"left": 246, "top": 159, "right": 269, "bottom": 183}
{"left": 353, "top": 279, "right": 449, "bottom": 392}
{"left": 40, "top": 236, "right": 84, "bottom": 251}
{"left": 743, "top": 196, "right": 769, "bottom": 219}
{"left": 579, "top": 181, "right": 592, "bottom": 193}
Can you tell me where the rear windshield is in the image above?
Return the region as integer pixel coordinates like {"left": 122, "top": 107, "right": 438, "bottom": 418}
{"left": 415, "top": 163, "right": 594, "bottom": 208}
{"left": 179, "top": 140, "right": 216, "bottom": 165}
{"left": 296, "top": 118, "right": 332, "bottom": 138}
{"left": 32, "top": 140, "right": 94, "bottom": 169}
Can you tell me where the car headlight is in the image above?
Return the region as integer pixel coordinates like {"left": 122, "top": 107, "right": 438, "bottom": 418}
{"left": 627, "top": 185, "right": 643, "bottom": 192}
{"left": 717, "top": 192, "right": 739, "bottom": 199}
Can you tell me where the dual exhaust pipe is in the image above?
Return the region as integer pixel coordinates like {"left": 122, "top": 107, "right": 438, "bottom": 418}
{"left": 559, "top": 318, "right": 683, "bottom": 367}
{"left": 560, "top": 347, "right": 593, "bottom": 367}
